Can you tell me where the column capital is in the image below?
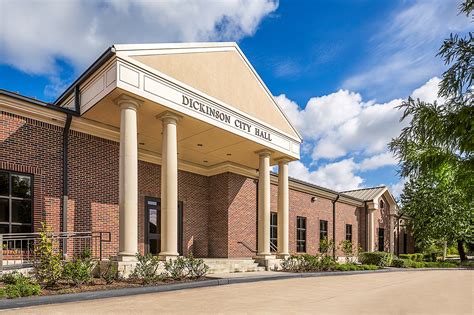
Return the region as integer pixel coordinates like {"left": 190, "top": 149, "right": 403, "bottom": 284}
{"left": 255, "top": 149, "right": 273, "bottom": 157}
{"left": 156, "top": 111, "right": 183, "bottom": 125}
{"left": 114, "top": 94, "right": 143, "bottom": 110}
{"left": 274, "top": 157, "right": 291, "bottom": 164}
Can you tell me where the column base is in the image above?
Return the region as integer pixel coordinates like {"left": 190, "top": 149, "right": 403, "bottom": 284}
{"left": 158, "top": 252, "right": 180, "bottom": 261}
{"left": 276, "top": 253, "right": 290, "bottom": 259}
{"left": 115, "top": 252, "right": 137, "bottom": 262}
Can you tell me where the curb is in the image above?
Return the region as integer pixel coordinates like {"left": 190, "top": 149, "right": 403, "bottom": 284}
{"left": 0, "top": 268, "right": 469, "bottom": 310}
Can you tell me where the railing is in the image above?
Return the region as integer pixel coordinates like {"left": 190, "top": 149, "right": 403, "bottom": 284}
{"left": 0, "top": 231, "right": 111, "bottom": 272}
{"left": 270, "top": 242, "right": 278, "bottom": 253}
{"left": 237, "top": 241, "right": 279, "bottom": 254}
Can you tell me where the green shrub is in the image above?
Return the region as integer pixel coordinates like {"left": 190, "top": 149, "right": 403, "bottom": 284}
{"left": 0, "top": 273, "right": 41, "bottom": 299}
{"left": 130, "top": 253, "right": 162, "bottom": 284}
{"left": 34, "top": 223, "right": 63, "bottom": 287}
{"left": 63, "top": 257, "right": 96, "bottom": 286}
{"left": 1, "top": 272, "right": 23, "bottom": 284}
{"left": 319, "top": 237, "right": 334, "bottom": 255}
{"left": 98, "top": 259, "right": 119, "bottom": 284}
{"left": 340, "top": 240, "right": 354, "bottom": 262}
{"left": 399, "top": 253, "right": 425, "bottom": 262}
{"left": 280, "top": 255, "right": 301, "bottom": 272}
{"left": 164, "top": 256, "right": 187, "bottom": 280}
{"left": 423, "top": 253, "right": 437, "bottom": 262}
{"left": 360, "top": 264, "right": 379, "bottom": 270}
{"left": 319, "top": 255, "right": 336, "bottom": 271}
{"left": 184, "top": 254, "right": 209, "bottom": 279}
{"left": 359, "top": 252, "right": 393, "bottom": 267}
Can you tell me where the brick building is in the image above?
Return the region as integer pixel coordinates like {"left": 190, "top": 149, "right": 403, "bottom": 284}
{"left": 0, "top": 43, "right": 413, "bottom": 269}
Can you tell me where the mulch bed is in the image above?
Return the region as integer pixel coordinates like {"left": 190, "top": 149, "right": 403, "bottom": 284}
{"left": 0, "top": 277, "right": 209, "bottom": 298}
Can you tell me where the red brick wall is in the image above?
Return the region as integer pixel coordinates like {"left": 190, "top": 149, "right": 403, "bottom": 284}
{"left": 208, "top": 173, "right": 229, "bottom": 257}
{"left": 227, "top": 173, "right": 257, "bottom": 257}
{"left": 1, "top": 112, "right": 63, "bottom": 232}
{"left": 284, "top": 188, "right": 361, "bottom": 257}
{"left": 1, "top": 109, "right": 396, "bottom": 260}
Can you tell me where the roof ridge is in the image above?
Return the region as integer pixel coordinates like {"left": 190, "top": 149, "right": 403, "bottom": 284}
{"left": 341, "top": 185, "right": 386, "bottom": 193}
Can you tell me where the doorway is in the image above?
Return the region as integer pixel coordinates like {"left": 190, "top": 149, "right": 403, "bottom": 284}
{"left": 145, "top": 197, "right": 183, "bottom": 255}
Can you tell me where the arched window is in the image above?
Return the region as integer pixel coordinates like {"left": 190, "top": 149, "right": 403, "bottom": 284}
{"left": 379, "top": 199, "right": 384, "bottom": 209}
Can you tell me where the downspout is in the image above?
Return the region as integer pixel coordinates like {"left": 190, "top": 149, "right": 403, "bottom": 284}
{"left": 62, "top": 113, "right": 73, "bottom": 257}
{"left": 332, "top": 194, "right": 340, "bottom": 260}
{"left": 364, "top": 201, "right": 368, "bottom": 252}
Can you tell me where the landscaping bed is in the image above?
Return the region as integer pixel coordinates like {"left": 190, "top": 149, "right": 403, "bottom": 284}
{"left": 0, "top": 225, "right": 210, "bottom": 300}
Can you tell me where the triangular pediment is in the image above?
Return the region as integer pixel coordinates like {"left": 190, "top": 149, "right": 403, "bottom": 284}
{"left": 117, "top": 43, "right": 301, "bottom": 141}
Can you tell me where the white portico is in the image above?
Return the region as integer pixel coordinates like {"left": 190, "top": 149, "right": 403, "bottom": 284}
{"left": 55, "top": 43, "right": 302, "bottom": 263}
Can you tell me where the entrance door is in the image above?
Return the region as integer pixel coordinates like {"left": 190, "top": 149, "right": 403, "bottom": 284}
{"left": 145, "top": 197, "right": 184, "bottom": 255}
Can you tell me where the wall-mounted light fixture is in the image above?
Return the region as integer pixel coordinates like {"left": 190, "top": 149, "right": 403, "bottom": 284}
{"left": 311, "top": 196, "right": 317, "bottom": 203}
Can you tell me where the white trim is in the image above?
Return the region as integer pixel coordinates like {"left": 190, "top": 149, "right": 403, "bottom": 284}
{"left": 114, "top": 42, "right": 302, "bottom": 141}
{"left": 114, "top": 56, "right": 300, "bottom": 158}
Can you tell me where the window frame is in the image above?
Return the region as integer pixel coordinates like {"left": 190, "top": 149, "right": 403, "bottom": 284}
{"left": 0, "top": 170, "right": 34, "bottom": 234}
{"left": 378, "top": 227, "right": 385, "bottom": 252}
{"left": 319, "top": 220, "right": 328, "bottom": 241}
{"left": 270, "top": 212, "right": 278, "bottom": 252}
{"left": 296, "top": 216, "right": 307, "bottom": 253}
{"left": 345, "top": 224, "right": 352, "bottom": 242}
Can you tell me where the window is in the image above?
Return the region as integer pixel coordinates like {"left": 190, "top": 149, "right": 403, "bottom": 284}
{"left": 270, "top": 212, "right": 277, "bottom": 252}
{"left": 403, "top": 232, "right": 407, "bottom": 254}
{"left": 0, "top": 171, "right": 33, "bottom": 233}
{"left": 319, "top": 220, "right": 328, "bottom": 241}
{"left": 378, "top": 228, "right": 385, "bottom": 252}
{"left": 296, "top": 216, "right": 306, "bottom": 252}
{"left": 345, "top": 224, "right": 352, "bottom": 242}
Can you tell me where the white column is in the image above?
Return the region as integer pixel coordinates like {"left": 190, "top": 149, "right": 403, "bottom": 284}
{"left": 276, "top": 158, "right": 289, "bottom": 258}
{"left": 389, "top": 215, "right": 395, "bottom": 254}
{"left": 256, "top": 150, "right": 273, "bottom": 258}
{"left": 158, "top": 111, "right": 182, "bottom": 259}
{"left": 367, "top": 208, "right": 376, "bottom": 252}
{"left": 115, "top": 95, "right": 141, "bottom": 261}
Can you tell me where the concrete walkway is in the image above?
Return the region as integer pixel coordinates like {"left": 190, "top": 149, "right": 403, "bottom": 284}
{"left": 2, "top": 270, "right": 473, "bottom": 314}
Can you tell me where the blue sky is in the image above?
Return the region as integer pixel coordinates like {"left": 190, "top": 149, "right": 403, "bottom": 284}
{"left": 0, "top": 0, "right": 470, "bottom": 195}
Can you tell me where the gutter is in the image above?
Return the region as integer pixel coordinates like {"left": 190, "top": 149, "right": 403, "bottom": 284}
{"left": 62, "top": 114, "right": 73, "bottom": 257}
{"left": 332, "top": 194, "right": 340, "bottom": 259}
{"left": 54, "top": 47, "right": 116, "bottom": 106}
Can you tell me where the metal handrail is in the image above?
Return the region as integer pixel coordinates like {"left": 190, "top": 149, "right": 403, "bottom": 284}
{"left": 0, "top": 231, "right": 111, "bottom": 272}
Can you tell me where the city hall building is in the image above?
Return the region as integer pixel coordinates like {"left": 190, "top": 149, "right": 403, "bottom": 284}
{"left": 0, "top": 43, "right": 413, "bottom": 270}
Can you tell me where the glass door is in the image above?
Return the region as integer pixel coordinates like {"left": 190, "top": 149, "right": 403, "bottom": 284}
{"left": 145, "top": 197, "right": 160, "bottom": 255}
{"left": 145, "top": 197, "right": 184, "bottom": 255}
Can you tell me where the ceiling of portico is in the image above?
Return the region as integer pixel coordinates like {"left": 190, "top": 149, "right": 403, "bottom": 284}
{"left": 82, "top": 88, "right": 286, "bottom": 169}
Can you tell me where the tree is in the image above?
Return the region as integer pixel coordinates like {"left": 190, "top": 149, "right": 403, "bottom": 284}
{"left": 390, "top": 1, "right": 473, "bottom": 261}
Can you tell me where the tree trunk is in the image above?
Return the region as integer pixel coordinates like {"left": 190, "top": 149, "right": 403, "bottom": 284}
{"left": 457, "top": 240, "right": 467, "bottom": 262}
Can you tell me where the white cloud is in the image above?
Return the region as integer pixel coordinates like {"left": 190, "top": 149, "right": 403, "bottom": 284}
{"left": 0, "top": 0, "right": 277, "bottom": 75}
{"left": 411, "top": 76, "right": 444, "bottom": 104}
{"left": 342, "top": 0, "right": 471, "bottom": 100}
{"left": 278, "top": 76, "right": 443, "bottom": 192}
{"left": 288, "top": 159, "right": 363, "bottom": 192}
{"left": 390, "top": 177, "right": 408, "bottom": 199}
{"left": 359, "top": 152, "right": 398, "bottom": 171}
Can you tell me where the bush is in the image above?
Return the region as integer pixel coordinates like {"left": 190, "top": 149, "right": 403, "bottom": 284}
{"left": 184, "top": 254, "right": 209, "bottom": 279}
{"left": 424, "top": 253, "right": 437, "bottom": 262}
{"left": 98, "top": 259, "right": 119, "bottom": 284}
{"left": 130, "top": 253, "right": 162, "bottom": 284}
{"left": 0, "top": 273, "right": 41, "bottom": 299}
{"left": 319, "top": 237, "right": 334, "bottom": 255}
{"left": 399, "top": 253, "right": 424, "bottom": 262}
{"left": 63, "top": 256, "right": 96, "bottom": 286}
{"left": 34, "top": 223, "right": 63, "bottom": 287}
{"left": 164, "top": 256, "right": 187, "bottom": 280}
{"left": 340, "top": 240, "right": 354, "bottom": 262}
{"left": 360, "top": 264, "right": 379, "bottom": 270}
{"left": 280, "top": 256, "right": 302, "bottom": 272}
{"left": 392, "top": 258, "right": 413, "bottom": 268}
{"left": 359, "top": 252, "right": 393, "bottom": 267}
